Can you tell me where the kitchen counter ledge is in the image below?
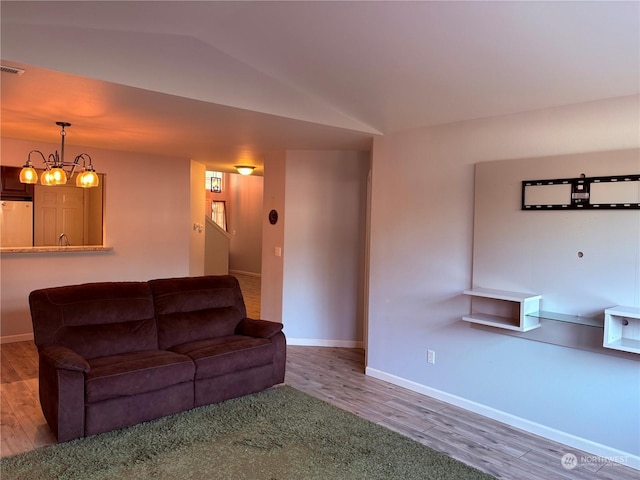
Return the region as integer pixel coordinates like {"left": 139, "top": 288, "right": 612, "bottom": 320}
{"left": 1, "top": 246, "right": 113, "bottom": 254}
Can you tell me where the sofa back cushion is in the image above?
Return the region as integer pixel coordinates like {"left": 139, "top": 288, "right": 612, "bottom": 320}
{"left": 29, "top": 282, "right": 157, "bottom": 359}
{"left": 149, "top": 275, "right": 247, "bottom": 350}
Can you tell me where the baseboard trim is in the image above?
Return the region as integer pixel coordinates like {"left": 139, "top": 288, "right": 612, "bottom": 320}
{"left": 229, "top": 270, "right": 261, "bottom": 278}
{"left": 287, "top": 338, "right": 363, "bottom": 349}
{"left": 365, "top": 367, "right": 639, "bottom": 471}
{"left": 1, "top": 333, "right": 34, "bottom": 344}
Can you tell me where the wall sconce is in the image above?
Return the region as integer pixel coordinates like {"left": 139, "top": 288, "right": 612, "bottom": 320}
{"left": 235, "top": 165, "right": 255, "bottom": 175}
{"left": 211, "top": 176, "right": 222, "bottom": 193}
{"left": 206, "top": 171, "right": 223, "bottom": 193}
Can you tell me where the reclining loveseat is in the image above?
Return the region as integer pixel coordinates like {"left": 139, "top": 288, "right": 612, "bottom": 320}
{"left": 29, "top": 275, "right": 286, "bottom": 442}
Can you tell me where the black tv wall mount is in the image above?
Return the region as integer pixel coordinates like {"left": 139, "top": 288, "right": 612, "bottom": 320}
{"left": 522, "top": 174, "right": 640, "bottom": 210}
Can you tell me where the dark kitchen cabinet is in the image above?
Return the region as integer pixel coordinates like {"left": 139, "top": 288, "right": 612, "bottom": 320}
{"left": 1, "top": 166, "right": 34, "bottom": 200}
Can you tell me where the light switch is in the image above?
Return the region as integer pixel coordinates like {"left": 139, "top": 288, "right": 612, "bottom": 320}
{"left": 274, "top": 247, "right": 282, "bottom": 257}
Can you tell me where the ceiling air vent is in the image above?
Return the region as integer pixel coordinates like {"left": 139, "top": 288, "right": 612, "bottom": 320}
{"left": 1, "top": 65, "right": 25, "bottom": 75}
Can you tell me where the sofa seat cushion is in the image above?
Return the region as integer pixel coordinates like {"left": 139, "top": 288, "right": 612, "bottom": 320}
{"left": 170, "top": 335, "right": 274, "bottom": 380}
{"left": 86, "top": 350, "right": 195, "bottom": 403}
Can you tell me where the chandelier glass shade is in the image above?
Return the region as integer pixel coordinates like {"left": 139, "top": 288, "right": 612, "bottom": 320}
{"left": 18, "top": 164, "right": 38, "bottom": 184}
{"left": 19, "top": 122, "right": 99, "bottom": 188}
{"left": 76, "top": 165, "right": 100, "bottom": 187}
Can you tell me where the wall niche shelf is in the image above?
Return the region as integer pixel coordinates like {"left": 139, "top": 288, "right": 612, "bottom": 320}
{"left": 463, "top": 288, "right": 541, "bottom": 332}
{"left": 604, "top": 306, "right": 640, "bottom": 354}
{"left": 463, "top": 291, "right": 639, "bottom": 358}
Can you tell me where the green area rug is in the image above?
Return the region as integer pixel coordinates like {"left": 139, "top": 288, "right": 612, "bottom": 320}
{"left": 1, "top": 386, "right": 494, "bottom": 479}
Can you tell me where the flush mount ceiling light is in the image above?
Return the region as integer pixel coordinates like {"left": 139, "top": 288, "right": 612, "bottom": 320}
{"left": 19, "top": 122, "right": 99, "bottom": 188}
{"left": 235, "top": 165, "right": 255, "bottom": 175}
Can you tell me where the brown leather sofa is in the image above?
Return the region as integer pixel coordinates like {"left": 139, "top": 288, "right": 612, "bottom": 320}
{"left": 29, "top": 275, "right": 286, "bottom": 442}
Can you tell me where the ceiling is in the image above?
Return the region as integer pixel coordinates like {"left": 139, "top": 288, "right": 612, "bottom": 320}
{"left": 1, "top": 1, "right": 638, "bottom": 172}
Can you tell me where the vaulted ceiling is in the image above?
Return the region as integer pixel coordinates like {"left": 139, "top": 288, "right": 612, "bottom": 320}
{"left": 1, "top": 1, "right": 638, "bottom": 172}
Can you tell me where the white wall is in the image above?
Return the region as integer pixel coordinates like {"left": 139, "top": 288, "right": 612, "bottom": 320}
{"left": 260, "top": 151, "right": 286, "bottom": 323}
{"left": 189, "top": 160, "right": 206, "bottom": 276}
{"left": 282, "top": 151, "right": 369, "bottom": 346}
{"left": 204, "top": 218, "right": 230, "bottom": 276}
{"left": 228, "top": 173, "right": 263, "bottom": 274}
{"left": 1, "top": 138, "right": 192, "bottom": 340}
{"left": 473, "top": 149, "right": 639, "bottom": 315}
{"left": 367, "top": 95, "right": 640, "bottom": 462}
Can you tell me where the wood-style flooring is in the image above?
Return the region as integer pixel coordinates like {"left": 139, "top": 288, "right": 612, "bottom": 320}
{"left": 286, "top": 346, "right": 636, "bottom": 480}
{"left": 233, "top": 272, "right": 261, "bottom": 319}
{"left": 1, "top": 274, "right": 636, "bottom": 479}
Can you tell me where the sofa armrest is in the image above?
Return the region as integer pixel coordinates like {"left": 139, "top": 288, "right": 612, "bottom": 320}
{"left": 37, "top": 345, "right": 88, "bottom": 442}
{"left": 235, "top": 318, "right": 283, "bottom": 339}
{"left": 39, "top": 345, "right": 90, "bottom": 373}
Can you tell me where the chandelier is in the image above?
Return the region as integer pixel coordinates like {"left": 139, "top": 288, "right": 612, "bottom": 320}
{"left": 19, "top": 122, "right": 99, "bottom": 188}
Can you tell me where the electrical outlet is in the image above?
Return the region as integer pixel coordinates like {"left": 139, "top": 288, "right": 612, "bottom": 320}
{"left": 427, "top": 350, "right": 436, "bottom": 364}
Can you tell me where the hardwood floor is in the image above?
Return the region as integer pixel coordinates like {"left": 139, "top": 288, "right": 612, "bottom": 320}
{"left": 1, "top": 275, "right": 636, "bottom": 478}
{"left": 1, "top": 343, "right": 637, "bottom": 479}
{"left": 233, "top": 272, "right": 261, "bottom": 319}
{"left": 285, "top": 347, "right": 637, "bottom": 480}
